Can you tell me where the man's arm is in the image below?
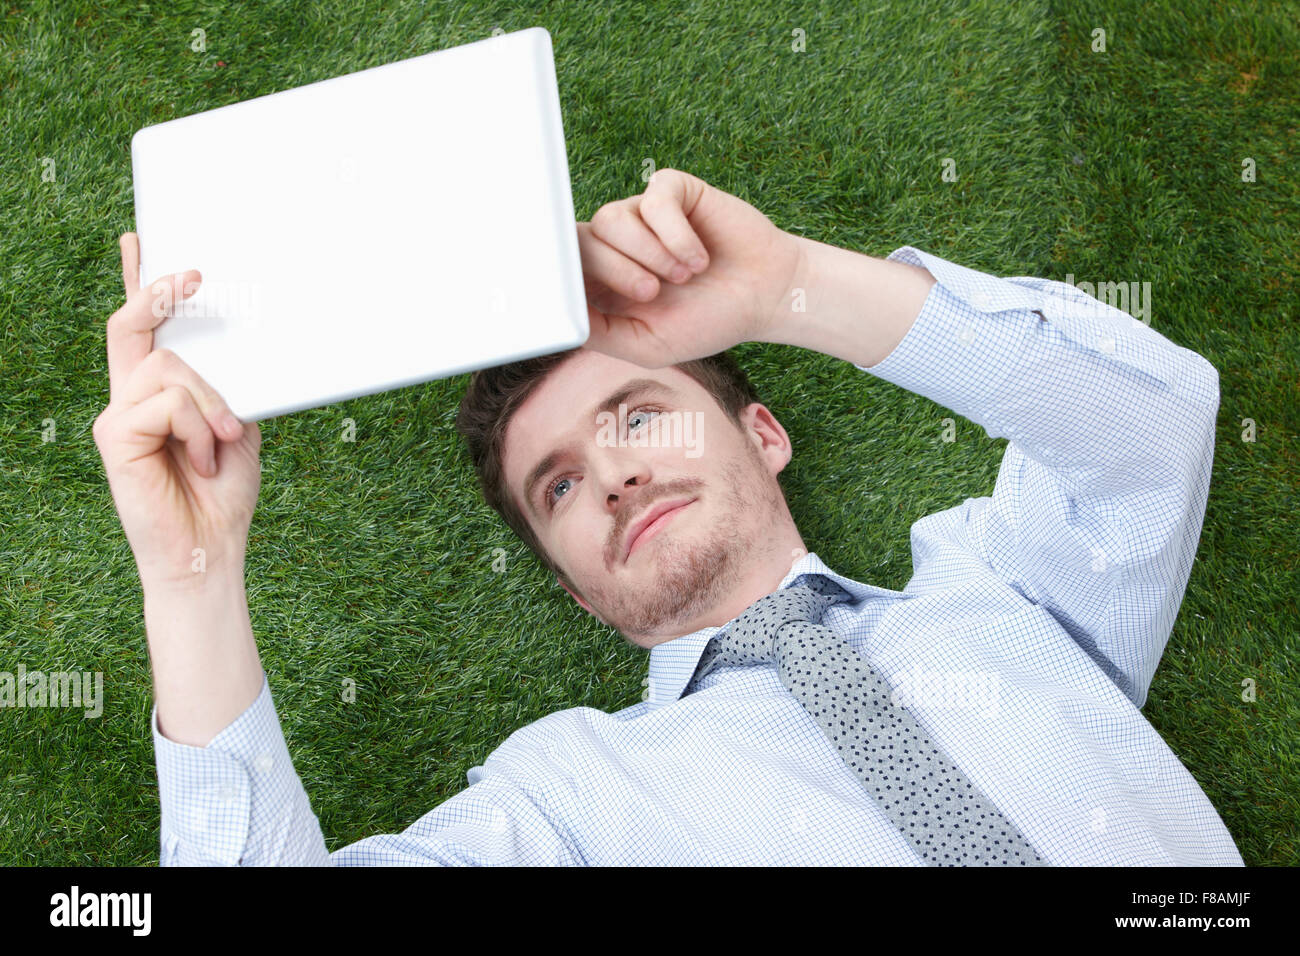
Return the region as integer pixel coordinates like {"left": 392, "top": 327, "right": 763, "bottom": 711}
{"left": 94, "top": 234, "right": 329, "bottom": 862}
{"left": 764, "top": 240, "right": 1220, "bottom": 707}
{"left": 569, "top": 168, "right": 1216, "bottom": 707}
{"left": 97, "top": 236, "right": 579, "bottom": 866}
{"left": 146, "top": 577, "right": 333, "bottom": 865}
{"left": 153, "top": 658, "right": 585, "bottom": 866}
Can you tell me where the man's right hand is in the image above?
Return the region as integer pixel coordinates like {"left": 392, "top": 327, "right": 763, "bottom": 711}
{"left": 93, "top": 233, "right": 262, "bottom": 592}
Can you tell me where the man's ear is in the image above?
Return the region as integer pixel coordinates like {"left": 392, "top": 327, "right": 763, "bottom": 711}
{"left": 558, "top": 575, "right": 598, "bottom": 618}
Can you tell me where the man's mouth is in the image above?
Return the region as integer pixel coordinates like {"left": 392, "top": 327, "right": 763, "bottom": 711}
{"left": 623, "top": 498, "right": 696, "bottom": 563}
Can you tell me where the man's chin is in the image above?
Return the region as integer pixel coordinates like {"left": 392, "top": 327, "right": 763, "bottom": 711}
{"left": 610, "top": 533, "right": 741, "bottom": 640}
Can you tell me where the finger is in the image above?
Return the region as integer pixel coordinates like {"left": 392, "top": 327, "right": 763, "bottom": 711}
{"left": 587, "top": 202, "right": 695, "bottom": 286}
{"left": 120, "top": 233, "right": 140, "bottom": 298}
{"left": 120, "top": 347, "right": 244, "bottom": 442}
{"left": 640, "top": 169, "right": 710, "bottom": 273}
{"left": 582, "top": 305, "right": 673, "bottom": 371}
{"left": 577, "top": 223, "right": 663, "bottom": 303}
{"left": 108, "top": 386, "right": 218, "bottom": 478}
{"left": 106, "top": 268, "right": 202, "bottom": 401}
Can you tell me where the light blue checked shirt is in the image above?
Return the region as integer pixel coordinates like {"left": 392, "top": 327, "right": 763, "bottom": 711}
{"left": 151, "top": 246, "right": 1243, "bottom": 866}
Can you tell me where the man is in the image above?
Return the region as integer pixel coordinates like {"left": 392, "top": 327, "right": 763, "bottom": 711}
{"left": 94, "top": 168, "right": 1242, "bottom": 865}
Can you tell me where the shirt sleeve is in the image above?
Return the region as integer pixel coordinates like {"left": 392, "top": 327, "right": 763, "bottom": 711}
{"left": 856, "top": 247, "right": 1220, "bottom": 708}
{"left": 152, "top": 673, "right": 583, "bottom": 865}
{"left": 326, "top": 760, "right": 585, "bottom": 865}
{"left": 152, "top": 673, "right": 331, "bottom": 865}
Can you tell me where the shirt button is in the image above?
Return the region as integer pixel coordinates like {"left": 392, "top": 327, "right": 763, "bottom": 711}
{"left": 216, "top": 784, "right": 236, "bottom": 803}
{"left": 1099, "top": 335, "right": 1116, "bottom": 355}
{"left": 972, "top": 292, "right": 992, "bottom": 309}
{"left": 958, "top": 327, "right": 976, "bottom": 345}
{"left": 253, "top": 753, "right": 273, "bottom": 774}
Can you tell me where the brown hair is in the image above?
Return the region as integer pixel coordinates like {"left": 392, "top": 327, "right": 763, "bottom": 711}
{"left": 454, "top": 347, "right": 763, "bottom": 586}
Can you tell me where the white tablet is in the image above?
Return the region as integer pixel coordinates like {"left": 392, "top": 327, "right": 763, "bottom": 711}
{"left": 130, "top": 26, "right": 588, "bottom": 422}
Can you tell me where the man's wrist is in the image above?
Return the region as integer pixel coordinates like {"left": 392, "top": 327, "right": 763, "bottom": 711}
{"left": 756, "top": 235, "right": 935, "bottom": 368}
{"left": 142, "top": 565, "right": 246, "bottom": 614}
{"left": 137, "top": 545, "right": 247, "bottom": 600}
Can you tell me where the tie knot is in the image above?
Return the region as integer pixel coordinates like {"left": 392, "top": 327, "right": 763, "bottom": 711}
{"left": 686, "top": 574, "right": 853, "bottom": 691}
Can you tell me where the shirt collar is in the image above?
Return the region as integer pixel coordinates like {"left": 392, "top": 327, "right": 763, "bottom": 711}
{"left": 643, "top": 551, "right": 895, "bottom": 709}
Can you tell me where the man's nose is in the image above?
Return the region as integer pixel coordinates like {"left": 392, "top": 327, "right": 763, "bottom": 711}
{"left": 598, "top": 455, "right": 653, "bottom": 509}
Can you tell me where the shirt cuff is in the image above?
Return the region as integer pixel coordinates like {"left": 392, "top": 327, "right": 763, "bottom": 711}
{"left": 853, "top": 247, "right": 1045, "bottom": 436}
{"left": 151, "top": 673, "right": 300, "bottom": 865}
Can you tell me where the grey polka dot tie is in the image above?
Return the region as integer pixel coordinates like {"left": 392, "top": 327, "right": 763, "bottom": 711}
{"left": 685, "top": 574, "right": 1046, "bottom": 866}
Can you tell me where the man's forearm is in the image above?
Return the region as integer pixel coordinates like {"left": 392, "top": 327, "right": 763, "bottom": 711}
{"left": 143, "top": 570, "right": 264, "bottom": 748}
{"left": 758, "top": 234, "right": 936, "bottom": 367}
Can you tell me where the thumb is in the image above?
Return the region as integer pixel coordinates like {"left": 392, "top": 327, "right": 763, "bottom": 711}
{"left": 220, "top": 418, "right": 262, "bottom": 459}
{"left": 582, "top": 305, "right": 674, "bottom": 370}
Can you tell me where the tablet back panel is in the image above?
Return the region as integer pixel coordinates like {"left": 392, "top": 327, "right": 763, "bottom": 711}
{"left": 131, "top": 27, "right": 587, "bottom": 422}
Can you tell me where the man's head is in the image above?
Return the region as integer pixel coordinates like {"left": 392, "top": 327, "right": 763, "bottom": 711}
{"left": 455, "top": 347, "right": 807, "bottom": 649}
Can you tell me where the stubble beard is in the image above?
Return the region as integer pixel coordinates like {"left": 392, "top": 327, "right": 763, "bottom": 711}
{"left": 593, "top": 447, "right": 786, "bottom": 643}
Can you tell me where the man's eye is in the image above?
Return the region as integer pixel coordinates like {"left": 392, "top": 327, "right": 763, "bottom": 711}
{"left": 628, "top": 407, "right": 661, "bottom": 430}
{"left": 545, "top": 475, "right": 573, "bottom": 509}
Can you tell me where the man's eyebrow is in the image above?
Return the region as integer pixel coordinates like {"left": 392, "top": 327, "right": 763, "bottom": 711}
{"left": 523, "top": 378, "right": 680, "bottom": 517}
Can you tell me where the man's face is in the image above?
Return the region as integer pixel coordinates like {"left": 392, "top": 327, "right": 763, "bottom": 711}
{"left": 501, "top": 349, "right": 804, "bottom": 649}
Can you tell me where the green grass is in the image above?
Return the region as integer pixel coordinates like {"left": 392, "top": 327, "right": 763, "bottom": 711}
{"left": 1, "top": 0, "right": 1295, "bottom": 865}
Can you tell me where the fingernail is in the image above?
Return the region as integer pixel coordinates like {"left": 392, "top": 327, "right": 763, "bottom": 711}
{"left": 222, "top": 414, "right": 241, "bottom": 437}
{"left": 670, "top": 264, "right": 691, "bottom": 283}
{"left": 635, "top": 278, "right": 657, "bottom": 299}
{"left": 688, "top": 254, "right": 707, "bottom": 272}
